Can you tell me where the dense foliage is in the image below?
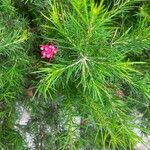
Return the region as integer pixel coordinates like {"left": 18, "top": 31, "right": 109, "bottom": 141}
{"left": 0, "top": 0, "right": 150, "bottom": 149}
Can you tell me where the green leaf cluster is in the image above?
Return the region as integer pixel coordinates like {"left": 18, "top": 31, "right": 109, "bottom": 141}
{"left": 0, "top": 1, "right": 31, "bottom": 149}
{"left": 0, "top": 0, "right": 149, "bottom": 149}
{"left": 33, "top": 0, "right": 150, "bottom": 149}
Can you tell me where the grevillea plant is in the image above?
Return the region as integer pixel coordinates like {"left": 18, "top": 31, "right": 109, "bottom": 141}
{"left": 1, "top": 0, "right": 149, "bottom": 149}
{"left": 33, "top": 0, "right": 150, "bottom": 149}
{"left": 0, "top": 1, "right": 30, "bottom": 149}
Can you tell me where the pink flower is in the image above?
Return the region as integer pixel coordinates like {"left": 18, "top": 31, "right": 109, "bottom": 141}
{"left": 39, "top": 42, "right": 58, "bottom": 61}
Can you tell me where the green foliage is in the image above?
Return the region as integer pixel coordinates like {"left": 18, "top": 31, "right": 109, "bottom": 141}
{"left": 0, "top": 0, "right": 150, "bottom": 149}
{"left": 33, "top": 0, "right": 150, "bottom": 149}
{"left": 0, "top": 1, "right": 31, "bottom": 149}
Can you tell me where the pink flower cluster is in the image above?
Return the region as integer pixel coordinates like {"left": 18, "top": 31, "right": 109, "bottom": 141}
{"left": 39, "top": 42, "right": 58, "bottom": 61}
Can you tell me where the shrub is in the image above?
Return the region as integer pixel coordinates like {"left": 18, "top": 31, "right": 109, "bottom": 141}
{"left": 34, "top": 0, "right": 150, "bottom": 149}
{"left": 0, "top": 0, "right": 149, "bottom": 149}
